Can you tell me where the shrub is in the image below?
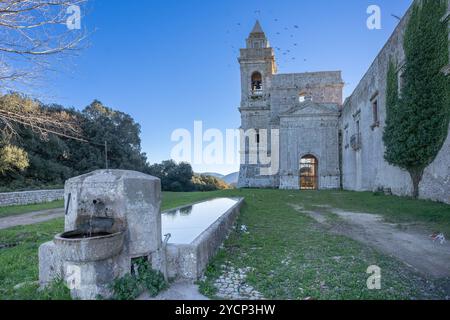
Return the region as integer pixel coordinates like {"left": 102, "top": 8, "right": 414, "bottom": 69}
{"left": 110, "top": 258, "right": 167, "bottom": 300}
{"left": 192, "top": 174, "right": 232, "bottom": 192}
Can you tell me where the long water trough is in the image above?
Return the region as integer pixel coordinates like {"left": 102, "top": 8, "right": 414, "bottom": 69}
{"left": 38, "top": 170, "right": 244, "bottom": 299}
{"left": 163, "top": 198, "right": 244, "bottom": 280}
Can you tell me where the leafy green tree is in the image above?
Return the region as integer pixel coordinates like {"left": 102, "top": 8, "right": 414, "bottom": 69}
{"left": 0, "top": 98, "right": 151, "bottom": 191}
{"left": 62, "top": 100, "right": 149, "bottom": 174}
{"left": 383, "top": 0, "right": 449, "bottom": 198}
{"left": 146, "top": 160, "right": 194, "bottom": 191}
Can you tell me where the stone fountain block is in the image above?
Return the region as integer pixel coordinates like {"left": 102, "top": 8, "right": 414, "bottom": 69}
{"left": 64, "top": 170, "right": 162, "bottom": 256}
{"left": 39, "top": 170, "right": 163, "bottom": 300}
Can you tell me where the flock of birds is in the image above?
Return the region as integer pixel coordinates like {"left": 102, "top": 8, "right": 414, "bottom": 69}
{"left": 225, "top": 11, "right": 308, "bottom": 69}
{"left": 224, "top": 10, "right": 403, "bottom": 70}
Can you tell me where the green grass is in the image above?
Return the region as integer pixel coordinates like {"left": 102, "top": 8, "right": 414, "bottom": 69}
{"left": 196, "top": 189, "right": 450, "bottom": 300}
{"left": 1, "top": 189, "right": 449, "bottom": 300}
{"left": 0, "top": 218, "right": 69, "bottom": 300}
{"left": 0, "top": 200, "right": 64, "bottom": 219}
{"left": 294, "top": 190, "right": 450, "bottom": 235}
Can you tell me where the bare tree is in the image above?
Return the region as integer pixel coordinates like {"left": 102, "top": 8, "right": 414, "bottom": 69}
{"left": 0, "top": 92, "right": 85, "bottom": 141}
{"left": 0, "top": 0, "right": 87, "bottom": 89}
{"left": 0, "top": 0, "right": 88, "bottom": 139}
{"left": 0, "top": 1, "right": 88, "bottom": 174}
{"left": 0, "top": 92, "right": 86, "bottom": 174}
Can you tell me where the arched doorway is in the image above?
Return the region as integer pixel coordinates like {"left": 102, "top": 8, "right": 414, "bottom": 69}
{"left": 299, "top": 155, "right": 318, "bottom": 190}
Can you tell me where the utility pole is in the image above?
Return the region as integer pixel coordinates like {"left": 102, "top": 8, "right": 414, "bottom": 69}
{"left": 105, "top": 141, "right": 108, "bottom": 170}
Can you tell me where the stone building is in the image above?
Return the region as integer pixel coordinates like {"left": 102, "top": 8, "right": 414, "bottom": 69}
{"left": 238, "top": 1, "right": 450, "bottom": 204}
{"left": 341, "top": 0, "right": 450, "bottom": 204}
{"left": 238, "top": 21, "right": 344, "bottom": 190}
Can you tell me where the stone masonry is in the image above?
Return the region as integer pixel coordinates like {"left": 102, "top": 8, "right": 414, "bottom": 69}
{"left": 238, "top": 21, "right": 343, "bottom": 190}
{"left": 0, "top": 189, "right": 63, "bottom": 207}
{"left": 341, "top": 0, "right": 450, "bottom": 204}
{"left": 238, "top": 1, "right": 450, "bottom": 204}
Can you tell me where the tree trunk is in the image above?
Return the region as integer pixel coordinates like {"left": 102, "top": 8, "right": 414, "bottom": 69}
{"left": 408, "top": 168, "right": 424, "bottom": 199}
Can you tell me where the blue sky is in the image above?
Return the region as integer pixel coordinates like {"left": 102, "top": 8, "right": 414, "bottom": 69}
{"left": 42, "top": 0, "right": 412, "bottom": 175}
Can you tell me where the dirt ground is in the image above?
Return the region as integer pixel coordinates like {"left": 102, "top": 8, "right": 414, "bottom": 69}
{"left": 290, "top": 204, "right": 450, "bottom": 279}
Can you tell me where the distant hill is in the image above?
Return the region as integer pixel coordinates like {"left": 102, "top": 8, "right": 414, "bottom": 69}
{"left": 222, "top": 172, "right": 239, "bottom": 186}
{"left": 198, "top": 172, "right": 239, "bottom": 186}
{"left": 200, "top": 172, "right": 224, "bottom": 179}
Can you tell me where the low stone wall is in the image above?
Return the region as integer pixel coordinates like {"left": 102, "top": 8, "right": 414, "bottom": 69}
{"left": 0, "top": 189, "right": 64, "bottom": 207}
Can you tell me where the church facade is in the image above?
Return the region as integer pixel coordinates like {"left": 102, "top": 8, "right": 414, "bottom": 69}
{"left": 238, "top": 21, "right": 344, "bottom": 190}
{"left": 237, "top": 6, "right": 450, "bottom": 205}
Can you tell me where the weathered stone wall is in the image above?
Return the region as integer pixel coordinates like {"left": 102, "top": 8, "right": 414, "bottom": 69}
{"left": 279, "top": 106, "right": 341, "bottom": 190}
{"left": 270, "top": 72, "right": 343, "bottom": 123}
{"left": 0, "top": 189, "right": 64, "bottom": 207}
{"left": 341, "top": 0, "right": 450, "bottom": 204}
{"left": 237, "top": 23, "right": 345, "bottom": 189}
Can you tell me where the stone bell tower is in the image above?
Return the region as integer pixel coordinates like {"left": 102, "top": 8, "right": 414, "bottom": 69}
{"left": 238, "top": 21, "right": 279, "bottom": 188}
{"left": 238, "top": 20, "right": 276, "bottom": 109}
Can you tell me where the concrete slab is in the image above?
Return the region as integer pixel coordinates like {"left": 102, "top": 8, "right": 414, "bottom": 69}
{"left": 138, "top": 282, "right": 209, "bottom": 300}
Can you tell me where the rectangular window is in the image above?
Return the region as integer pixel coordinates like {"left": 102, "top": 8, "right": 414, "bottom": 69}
{"left": 372, "top": 100, "right": 379, "bottom": 124}
{"left": 370, "top": 91, "right": 380, "bottom": 130}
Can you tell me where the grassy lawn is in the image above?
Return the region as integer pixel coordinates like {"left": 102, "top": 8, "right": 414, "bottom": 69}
{"left": 294, "top": 190, "right": 450, "bottom": 235}
{"left": 1, "top": 189, "right": 449, "bottom": 300}
{"left": 0, "top": 200, "right": 64, "bottom": 219}
{"left": 198, "top": 190, "right": 450, "bottom": 300}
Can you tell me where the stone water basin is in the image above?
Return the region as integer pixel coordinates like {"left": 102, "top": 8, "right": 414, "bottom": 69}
{"left": 162, "top": 197, "right": 244, "bottom": 280}
{"left": 54, "top": 230, "right": 125, "bottom": 263}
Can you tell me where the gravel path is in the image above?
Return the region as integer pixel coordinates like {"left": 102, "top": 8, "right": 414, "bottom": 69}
{"left": 138, "top": 282, "right": 209, "bottom": 300}
{"left": 290, "top": 204, "right": 450, "bottom": 279}
{"left": 0, "top": 208, "right": 64, "bottom": 230}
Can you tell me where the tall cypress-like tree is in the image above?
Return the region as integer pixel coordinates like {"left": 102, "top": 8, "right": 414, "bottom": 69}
{"left": 383, "top": 0, "right": 450, "bottom": 198}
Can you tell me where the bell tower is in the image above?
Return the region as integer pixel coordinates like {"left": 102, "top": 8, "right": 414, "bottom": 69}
{"left": 238, "top": 21, "right": 276, "bottom": 108}
{"left": 238, "top": 21, "right": 279, "bottom": 189}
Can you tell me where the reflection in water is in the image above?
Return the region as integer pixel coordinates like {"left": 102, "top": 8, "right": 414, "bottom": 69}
{"left": 162, "top": 198, "right": 239, "bottom": 244}
{"left": 180, "top": 206, "right": 193, "bottom": 216}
